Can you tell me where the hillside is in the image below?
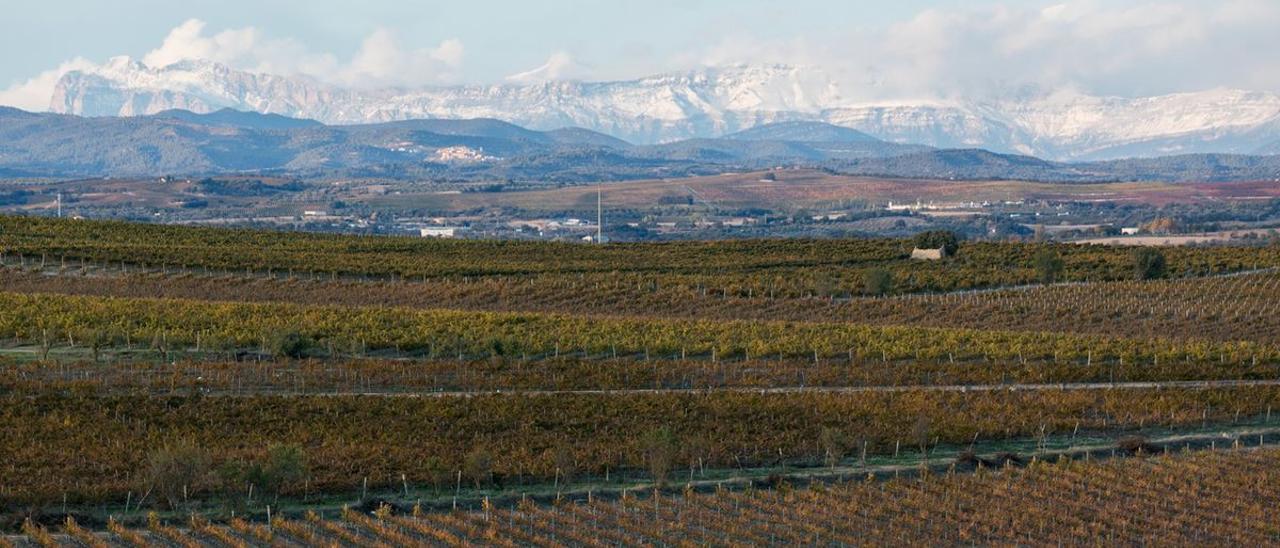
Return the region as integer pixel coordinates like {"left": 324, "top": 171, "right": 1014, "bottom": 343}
{"left": 1, "top": 107, "right": 1278, "bottom": 182}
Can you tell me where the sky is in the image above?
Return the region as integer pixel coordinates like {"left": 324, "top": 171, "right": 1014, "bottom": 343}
{"left": 3, "top": 0, "right": 1280, "bottom": 110}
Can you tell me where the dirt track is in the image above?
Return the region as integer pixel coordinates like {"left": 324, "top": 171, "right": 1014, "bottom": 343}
{"left": 166, "top": 378, "right": 1280, "bottom": 398}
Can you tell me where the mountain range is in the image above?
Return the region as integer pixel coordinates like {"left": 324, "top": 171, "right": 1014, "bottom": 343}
{"left": 0, "top": 107, "right": 926, "bottom": 180}
{"left": 47, "top": 58, "right": 1280, "bottom": 161}
{"left": 4, "top": 106, "right": 1280, "bottom": 183}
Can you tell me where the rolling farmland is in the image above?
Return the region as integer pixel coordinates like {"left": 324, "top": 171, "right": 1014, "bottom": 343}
{"left": 3, "top": 215, "right": 1280, "bottom": 543}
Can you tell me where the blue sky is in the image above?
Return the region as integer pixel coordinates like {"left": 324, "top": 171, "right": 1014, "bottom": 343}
{"left": 3, "top": 0, "right": 968, "bottom": 83}
{"left": 4, "top": 0, "right": 1279, "bottom": 109}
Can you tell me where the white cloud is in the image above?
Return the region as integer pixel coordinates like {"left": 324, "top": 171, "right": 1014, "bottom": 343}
{"left": 141, "top": 19, "right": 260, "bottom": 68}
{"left": 506, "top": 51, "right": 590, "bottom": 83}
{"left": 684, "top": 0, "right": 1280, "bottom": 101}
{"left": 337, "top": 30, "right": 465, "bottom": 87}
{"left": 0, "top": 19, "right": 466, "bottom": 110}
{"left": 0, "top": 57, "right": 96, "bottom": 111}
{"left": 5, "top": 2, "right": 1280, "bottom": 112}
{"left": 141, "top": 20, "right": 467, "bottom": 88}
{"left": 431, "top": 39, "right": 465, "bottom": 68}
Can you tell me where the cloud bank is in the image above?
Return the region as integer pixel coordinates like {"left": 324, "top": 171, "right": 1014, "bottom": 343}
{"left": 4, "top": 1, "right": 1280, "bottom": 111}
{"left": 693, "top": 0, "right": 1280, "bottom": 101}
{"left": 0, "top": 19, "right": 465, "bottom": 110}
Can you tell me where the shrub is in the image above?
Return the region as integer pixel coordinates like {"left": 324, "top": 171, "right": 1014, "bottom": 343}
{"left": 267, "top": 329, "right": 312, "bottom": 359}
{"left": 1117, "top": 435, "right": 1158, "bottom": 455}
{"left": 1034, "top": 249, "right": 1065, "bottom": 285}
{"left": 463, "top": 448, "right": 494, "bottom": 489}
{"left": 1133, "top": 248, "right": 1167, "bottom": 280}
{"left": 641, "top": 427, "right": 679, "bottom": 486}
{"left": 819, "top": 427, "right": 849, "bottom": 468}
{"left": 862, "top": 268, "right": 894, "bottom": 296}
{"left": 145, "top": 439, "right": 212, "bottom": 509}
{"left": 259, "top": 443, "right": 307, "bottom": 497}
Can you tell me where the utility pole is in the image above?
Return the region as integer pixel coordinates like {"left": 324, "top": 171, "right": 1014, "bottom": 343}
{"left": 596, "top": 184, "right": 603, "bottom": 244}
{"left": 56, "top": 193, "right": 62, "bottom": 218}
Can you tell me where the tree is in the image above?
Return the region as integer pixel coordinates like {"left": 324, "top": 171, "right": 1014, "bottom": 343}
{"left": 145, "top": 439, "right": 212, "bottom": 509}
{"left": 463, "top": 448, "right": 494, "bottom": 489}
{"left": 423, "top": 456, "right": 449, "bottom": 495}
{"left": 78, "top": 328, "right": 112, "bottom": 363}
{"left": 862, "top": 268, "right": 894, "bottom": 296}
{"left": 812, "top": 272, "right": 837, "bottom": 298}
{"left": 640, "top": 427, "right": 679, "bottom": 486}
{"left": 267, "top": 329, "right": 312, "bottom": 359}
{"left": 259, "top": 443, "right": 307, "bottom": 499}
{"left": 551, "top": 443, "right": 577, "bottom": 485}
{"left": 214, "top": 460, "right": 252, "bottom": 510}
{"left": 819, "top": 427, "right": 849, "bottom": 469}
{"left": 913, "top": 416, "right": 932, "bottom": 466}
{"left": 1033, "top": 249, "right": 1065, "bottom": 285}
{"left": 1133, "top": 248, "right": 1167, "bottom": 280}
{"left": 214, "top": 443, "right": 308, "bottom": 507}
{"left": 39, "top": 327, "right": 56, "bottom": 361}
{"left": 912, "top": 230, "right": 960, "bottom": 256}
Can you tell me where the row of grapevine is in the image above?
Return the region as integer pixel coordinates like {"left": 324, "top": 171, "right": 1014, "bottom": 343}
{"left": 1, "top": 290, "right": 1272, "bottom": 366}
{"left": 13, "top": 447, "right": 1280, "bottom": 544}
{"left": 3, "top": 385, "right": 1278, "bottom": 505}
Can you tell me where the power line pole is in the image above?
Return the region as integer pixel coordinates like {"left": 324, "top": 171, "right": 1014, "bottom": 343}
{"left": 596, "top": 184, "right": 603, "bottom": 244}
{"left": 56, "top": 193, "right": 62, "bottom": 218}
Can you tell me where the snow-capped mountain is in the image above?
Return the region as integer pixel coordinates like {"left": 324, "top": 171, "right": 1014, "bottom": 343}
{"left": 49, "top": 58, "right": 1280, "bottom": 161}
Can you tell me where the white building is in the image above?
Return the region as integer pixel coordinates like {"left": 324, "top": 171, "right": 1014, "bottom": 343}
{"left": 420, "top": 227, "right": 462, "bottom": 238}
{"left": 432, "top": 146, "right": 495, "bottom": 163}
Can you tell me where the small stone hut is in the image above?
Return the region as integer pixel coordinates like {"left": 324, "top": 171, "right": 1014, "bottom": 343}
{"left": 910, "top": 247, "right": 947, "bottom": 261}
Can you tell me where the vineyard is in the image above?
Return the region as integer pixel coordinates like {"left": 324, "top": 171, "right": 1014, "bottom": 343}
{"left": 3, "top": 215, "right": 1279, "bottom": 295}
{"left": 9, "top": 447, "right": 1280, "bottom": 545}
{"left": 0, "top": 290, "right": 1273, "bottom": 368}
{"left": 3, "top": 265, "right": 1280, "bottom": 345}
{"left": 2, "top": 214, "right": 1280, "bottom": 540}
{"left": 4, "top": 385, "right": 1280, "bottom": 505}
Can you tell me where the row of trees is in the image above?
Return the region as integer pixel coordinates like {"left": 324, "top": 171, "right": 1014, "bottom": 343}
{"left": 1034, "top": 247, "right": 1167, "bottom": 285}
{"left": 147, "top": 441, "right": 306, "bottom": 510}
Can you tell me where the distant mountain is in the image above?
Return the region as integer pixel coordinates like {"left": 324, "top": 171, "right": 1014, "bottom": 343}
{"left": 1085, "top": 154, "right": 1280, "bottom": 182}
{"left": 153, "top": 108, "right": 323, "bottom": 130}
{"left": 46, "top": 58, "right": 1280, "bottom": 160}
{"left": 724, "top": 121, "right": 880, "bottom": 143}
{"left": 2, "top": 107, "right": 1277, "bottom": 183}
{"left": 637, "top": 137, "right": 927, "bottom": 164}
{"left": 0, "top": 107, "right": 887, "bottom": 179}
{"left": 351, "top": 117, "right": 551, "bottom": 142}
{"left": 832, "top": 150, "right": 1280, "bottom": 183}
{"left": 544, "top": 128, "right": 633, "bottom": 149}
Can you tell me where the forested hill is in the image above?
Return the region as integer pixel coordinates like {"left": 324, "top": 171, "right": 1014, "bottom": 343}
{"left": 1, "top": 107, "right": 1278, "bottom": 183}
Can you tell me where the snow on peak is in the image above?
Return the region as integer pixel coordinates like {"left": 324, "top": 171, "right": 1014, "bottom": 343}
{"left": 45, "top": 59, "right": 1280, "bottom": 159}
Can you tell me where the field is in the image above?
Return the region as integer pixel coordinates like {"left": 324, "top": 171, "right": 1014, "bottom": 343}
{"left": 363, "top": 170, "right": 1280, "bottom": 213}
{"left": 3, "top": 214, "right": 1280, "bottom": 543}
{"left": 11, "top": 171, "right": 1280, "bottom": 220}
{"left": 12, "top": 447, "right": 1280, "bottom": 546}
